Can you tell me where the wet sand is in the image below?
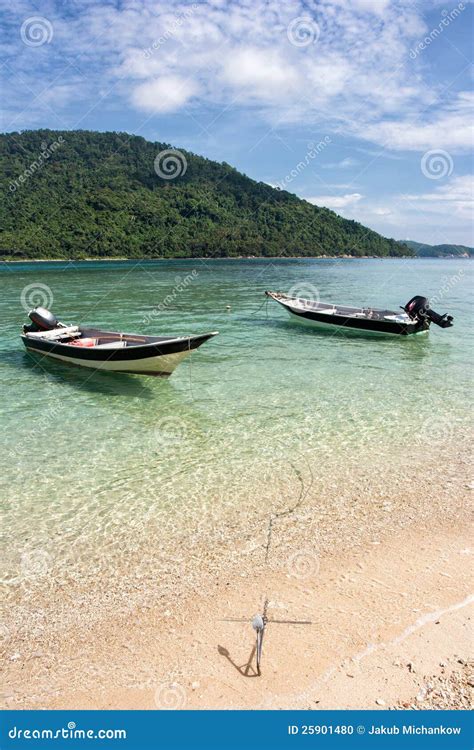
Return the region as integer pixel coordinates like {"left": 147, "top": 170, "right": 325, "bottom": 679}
{"left": 1, "top": 437, "right": 472, "bottom": 710}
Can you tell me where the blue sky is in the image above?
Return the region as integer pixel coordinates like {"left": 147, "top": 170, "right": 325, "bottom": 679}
{"left": 1, "top": 0, "right": 473, "bottom": 245}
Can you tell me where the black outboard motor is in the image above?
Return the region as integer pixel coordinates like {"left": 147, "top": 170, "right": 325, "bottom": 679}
{"left": 403, "top": 295, "right": 454, "bottom": 329}
{"left": 23, "top": 307, "right": 61, "bottom": 334}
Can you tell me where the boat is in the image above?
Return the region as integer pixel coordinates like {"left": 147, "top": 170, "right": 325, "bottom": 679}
{"left": 265, "top": 292, "right": 453, "bottom": 336}
{"left": 21, "top": 307, "right": 218, "bottom": 376}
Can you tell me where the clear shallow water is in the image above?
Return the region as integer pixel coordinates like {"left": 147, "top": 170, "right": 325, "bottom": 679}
{"left": 0, "top": 258, "right": 472, "bottom": 593}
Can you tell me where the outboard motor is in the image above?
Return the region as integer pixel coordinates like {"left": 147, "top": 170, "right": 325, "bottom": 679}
{"left": 403, "top": 295, "right": 453, "bottom": 329}
{"left": 23, "top": 306, "right": 62, "bottom": 334}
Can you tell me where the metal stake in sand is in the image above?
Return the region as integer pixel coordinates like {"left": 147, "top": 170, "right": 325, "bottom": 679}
{"left": 252, "top": 614, "right": 265, "bottom": 675}
{"left": 221, "top": 602, "right": 311, "bottom": 677}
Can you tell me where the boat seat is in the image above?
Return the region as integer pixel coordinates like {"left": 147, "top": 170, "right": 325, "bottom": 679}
{"left": 93, "top": 341, "right": 127, "bottom": 349}
{"left": 26, "top": 326, "right": 81, "bottom": 340}
{"left": 384, "top": 314, "right": 409, "bottom": 322}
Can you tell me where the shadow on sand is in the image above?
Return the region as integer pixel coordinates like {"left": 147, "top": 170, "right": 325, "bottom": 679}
{"left": 217, "top": 644, "right": 259, "bottom": 678}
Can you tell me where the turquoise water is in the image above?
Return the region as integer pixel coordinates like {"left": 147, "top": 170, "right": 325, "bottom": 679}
{"left": 0, "top": 258, "right": 472, "bottom": 594}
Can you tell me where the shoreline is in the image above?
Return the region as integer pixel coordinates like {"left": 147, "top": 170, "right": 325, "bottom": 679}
{"left": 2, "top": 255, "right": 470, "bottom": 264}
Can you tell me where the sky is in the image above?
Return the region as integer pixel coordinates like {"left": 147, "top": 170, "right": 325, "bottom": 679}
{"left": 0, "top": 0, "right": 473, "bottom": 246}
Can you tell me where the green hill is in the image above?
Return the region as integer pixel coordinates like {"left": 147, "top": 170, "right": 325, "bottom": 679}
{"left": 402, "top": 240, "right": 473, "bottom": 258}
{"left": 0, "top": 130, "right": 411, "bottom": 260}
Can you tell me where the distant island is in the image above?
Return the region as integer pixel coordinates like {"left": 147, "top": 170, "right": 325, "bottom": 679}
{"left": 0, "top": 130, "right": 412, "bottom": 261}
{"left": 401, "top": 240, "right": 473, "bottom": 258}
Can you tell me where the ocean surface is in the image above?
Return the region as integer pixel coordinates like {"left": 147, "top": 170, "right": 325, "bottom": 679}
{"left": 1, "top": 258, "right": 472, "bottom": 599}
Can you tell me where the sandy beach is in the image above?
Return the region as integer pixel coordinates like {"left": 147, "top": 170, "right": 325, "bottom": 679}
{"left": 2, "top": 439, "right": 472, "bottom": 711}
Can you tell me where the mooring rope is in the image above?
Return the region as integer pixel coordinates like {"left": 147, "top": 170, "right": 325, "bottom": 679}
{"left": 249, "top": 296, "right": 270, "bottom": 318}
{"left": 187, "top": 336, "right": 194, "bottom": 400}
{"left": 220, "top": 458, "right": 314, "bottom": 676}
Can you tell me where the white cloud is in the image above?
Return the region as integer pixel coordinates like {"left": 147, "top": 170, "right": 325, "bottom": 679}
{"left": 354, "top": 93, "right": 474, "bottom": 151}
{"left": 401, "top": 174, "right": 473, "bottom": 219}
{"left": 38, "top": 84, "right": 78, "bottom": 108}
{"left": 305, "top": 54, "right": 351, "bottom": 99}
{"left": 131, "top": 76, "right": 198, "bottom": 113}
{"left": 372, "top": 207, "right": 393, "bottom": 216}
{"left": 323, "top": 182, "right": 362, "bottom": 188}
{"left": 323, "top": 157, "right": 359, "bottom": 169}
{"left": 220, "top": 47, "right": 299, "bottom": 101}
{"left": 307, "top": 192, "right": 363, "bottom": 209}
{"left": 355, "top": 146, "right": 405, "bottom": 160}
{"left": 351, "top": 0, "right": 391, "bottom": 13}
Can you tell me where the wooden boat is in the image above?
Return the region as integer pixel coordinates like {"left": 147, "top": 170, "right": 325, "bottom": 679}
{"left": 265, "top": 292, "right": 453, "bottom": 336}
{"left": 22, "top": 307, "right": 218, "bottom": 376}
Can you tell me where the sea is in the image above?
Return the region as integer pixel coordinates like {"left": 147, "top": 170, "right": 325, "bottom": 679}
{"left": 0, "top": 257, "right": 472, "bottom": 606}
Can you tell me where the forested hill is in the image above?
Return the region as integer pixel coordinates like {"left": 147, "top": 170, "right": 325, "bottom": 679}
{"left": 0, "top": 130, "right": 411, "bottom": 260}
{"left": 402, "top": 240, "right": 473, "bottom": 258}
